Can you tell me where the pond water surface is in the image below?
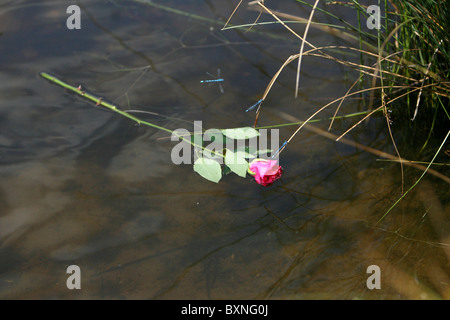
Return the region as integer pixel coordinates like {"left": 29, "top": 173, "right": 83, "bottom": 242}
{"left": 0, "top": 0, "right": 448, "bottom": 299}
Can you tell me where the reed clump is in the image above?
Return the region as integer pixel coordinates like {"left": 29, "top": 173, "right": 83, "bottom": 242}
{"left": 222, "top": 0, "right": 449, "bottom": 221}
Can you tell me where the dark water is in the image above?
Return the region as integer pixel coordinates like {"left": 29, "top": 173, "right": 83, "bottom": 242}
{"left": 0, "top": 0, "right": 448, "bottom": 299}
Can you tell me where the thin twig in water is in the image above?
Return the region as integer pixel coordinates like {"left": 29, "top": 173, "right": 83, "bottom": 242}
{"left": 295, "top": 0, "right": 319, "bottom": 98}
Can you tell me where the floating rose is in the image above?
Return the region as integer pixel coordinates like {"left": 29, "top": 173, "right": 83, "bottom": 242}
{"left": 248, "top": 159, "right": 283, "bottom": 186}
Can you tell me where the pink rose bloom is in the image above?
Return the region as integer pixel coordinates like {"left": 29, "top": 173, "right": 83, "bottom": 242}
{"left": 248, "top": 159, "right": 283, "bottom": 186}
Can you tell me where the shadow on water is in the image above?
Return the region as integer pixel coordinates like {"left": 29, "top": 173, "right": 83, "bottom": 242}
{"left": 0, "top": 0, "right": 448, "bottom": 299}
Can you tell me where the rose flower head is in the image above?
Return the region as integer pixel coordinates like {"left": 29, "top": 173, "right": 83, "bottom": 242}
{"left": 248, "top": 159, "right": 282, "bottom": 186}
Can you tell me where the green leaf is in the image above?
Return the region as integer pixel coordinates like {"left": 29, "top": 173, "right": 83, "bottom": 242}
{"left": 193, "top": 157, "right": 222, "bottom": 183}
{"left": 224, "top": 149, "right": 248, "bottom": 178}
{"left": 222, "top": 127, "right": 260, "bottom": 140}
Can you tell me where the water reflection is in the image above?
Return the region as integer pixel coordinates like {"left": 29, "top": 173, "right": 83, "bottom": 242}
{"left": 0, "top": 0, "right": 448, "bottom": 300}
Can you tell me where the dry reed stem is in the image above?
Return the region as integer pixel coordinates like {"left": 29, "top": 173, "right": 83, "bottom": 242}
{"left": 372, "top": 23, "right": 414, "bottom": 193}
{"left": 328, "top": 73, "right": 364, "bottom": 132}
{"left": 336, "top": 83, "right": 440, "bottom": 141}
{"left": 411, "top": 40, "right": 443, "bottom": 121}
{"left": 221, "top": 0, "right": 243, "bottom": 30}
{"left": 278, "top": 111, "right": 450, "bottom": 184}
{"left": 368, "top": 19, "right": 406, "bottom": 111}
{"left": 221, "top": 0, "right": 265, "bottom": 33}
{"left": 246, "top": 1, "right": 443, "bottom": 81}
{"left": 223, "top": 0, "right": 449, "bottom": 189}
{"left": 282, "top": 85, "right": 409, "bottom": 147}
{"left": 254, "top": 43, "right": 438, "bottom": 138}
{"left": 254, "top": 43, "right": 428, "bottom": 128}
{"left": 253, "top": 1, "right": 315, "bottom": 49}
{"left": 247, "top": 3, "right": 363, "bottom": 47}
{"left": 295, "top": 0, "right": 319, "bottom": 98}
